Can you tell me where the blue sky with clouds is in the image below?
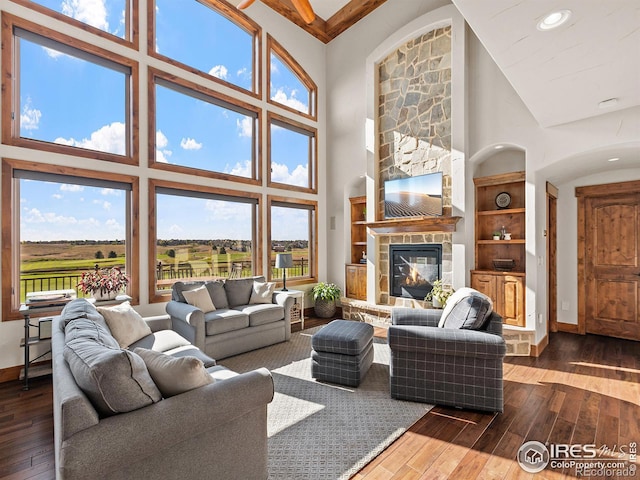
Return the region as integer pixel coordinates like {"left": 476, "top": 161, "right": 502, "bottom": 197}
{"left": 19, "top": 0, "right": 312, "bottom": 242}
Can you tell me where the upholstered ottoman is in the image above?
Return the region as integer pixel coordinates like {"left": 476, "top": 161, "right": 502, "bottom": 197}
{"left": 311, "top": 319, "right": 374, "bottom": 387}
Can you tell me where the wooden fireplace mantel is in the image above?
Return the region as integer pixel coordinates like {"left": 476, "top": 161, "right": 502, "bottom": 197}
{"left": 366, "top": 216, "right": 462, "bottom": 235}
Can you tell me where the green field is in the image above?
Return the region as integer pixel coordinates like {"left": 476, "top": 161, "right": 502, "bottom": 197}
{"left": 19, "top": 241, "right": 308, "bottom": 301}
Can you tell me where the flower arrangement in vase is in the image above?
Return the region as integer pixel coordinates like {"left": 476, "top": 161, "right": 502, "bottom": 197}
{"left": 424, "top": 279, "right": 454, "bottom": 308}
{"left": 77, "top": 265, "right": 130, "bottom": 300}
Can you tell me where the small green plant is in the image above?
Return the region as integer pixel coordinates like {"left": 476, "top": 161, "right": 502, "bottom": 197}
{"left": 311, "top": 282, "right": 341, "bottom": 301}
{"left": 424, "top": 279, "right": 454, "bottom": 305}
{"left": 492, "top": 231, "right": 502, "bottom": 238}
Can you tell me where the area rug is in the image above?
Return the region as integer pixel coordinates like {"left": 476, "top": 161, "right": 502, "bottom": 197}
{"left": 221, "top": 326, "right": 433, "bottom": 480}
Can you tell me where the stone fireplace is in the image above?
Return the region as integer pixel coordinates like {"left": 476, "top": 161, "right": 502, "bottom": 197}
{"left": 389, "top": 244, "right": 442, "bottom": 300}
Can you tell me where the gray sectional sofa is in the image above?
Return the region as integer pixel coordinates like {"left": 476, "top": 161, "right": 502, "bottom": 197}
{"left": 166, "top": 276, "right": 294, "bottom": 359}
{"left": 52, "top": 299, "right": 273, "bottom": 480}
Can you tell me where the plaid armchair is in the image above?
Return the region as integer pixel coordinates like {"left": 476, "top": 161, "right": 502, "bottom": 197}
{"left": 387, "top": 307, "right": 506, "bottom": 412}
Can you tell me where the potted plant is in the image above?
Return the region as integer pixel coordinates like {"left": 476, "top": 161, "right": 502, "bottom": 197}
{"left": 424, "top": 279, "right": 454, "bottom": 308}
{"left": 492, "top": 231, "right": 502, "bottom": 240}
{"left": 78, "top": 265, "right": 130, "bottom": 301}
{"left": 311, "top": 282, "right": 341, "bottom": 318}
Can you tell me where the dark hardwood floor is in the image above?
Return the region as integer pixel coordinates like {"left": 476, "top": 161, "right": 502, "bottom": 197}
{"left": 1, "top": 322, "right": 638, "bottom": 480}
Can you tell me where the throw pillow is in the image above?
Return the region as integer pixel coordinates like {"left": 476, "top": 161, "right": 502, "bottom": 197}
{"left": 134, "top": 348, "right": 214, "bottom": 398}
{"left": 64, "top": 338, "right": 162, "bottom": 417}
{"left": 438, "top": 287, "right": 493, "bottom": 330}
{"left": 182, "top": 285, "right": 216, "bottom": 313}
{"left": 97, "top": 301, "right": 152, "bottom": 348}
{"left": 249, "top": 281, "right": 276, "bottom": 304}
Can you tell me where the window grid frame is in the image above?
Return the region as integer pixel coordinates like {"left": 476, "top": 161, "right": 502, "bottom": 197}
{"left": 148, "top": 178, "right": 263, "bottom": 303}
{"left": 1, "top": 158, "right": 140, "bottom": 321}
{"left": 267, "top": 34, "right": 317, "bottom": 121}
{"left": 267, "top": 195, "right": 318, "bottom": 287}
{"left": 9, "top": 0, "right": 139, "bottom": 50}
{"left": 1, "top": 13, "right": 139, "bottom": 166}
{"left": 148, "top": 0, "right": 262, "bottom": 99}
{"left": 148, "top": 67, "right": 262, "bottom": 185}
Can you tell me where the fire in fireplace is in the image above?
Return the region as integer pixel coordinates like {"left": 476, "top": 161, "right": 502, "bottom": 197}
{"left": 389, "top": 244, "right": 442, "bottom": 299}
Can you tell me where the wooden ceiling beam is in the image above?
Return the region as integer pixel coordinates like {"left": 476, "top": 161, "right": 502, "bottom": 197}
{"left": 259, "top": 0, "right": 388, "bottom": 44}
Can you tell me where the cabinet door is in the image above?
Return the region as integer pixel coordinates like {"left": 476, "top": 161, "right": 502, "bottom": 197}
{"left": 346, "top": 266, "right": 359, "bottom": 298}
{"left": 501, "top": 275, "right": 525, "bottom": 326}
{"left": 355, "top": 266, "right": 367, "bottom": 300}
{"left": 471, "top": 273, "right": 497, "bottom": 301}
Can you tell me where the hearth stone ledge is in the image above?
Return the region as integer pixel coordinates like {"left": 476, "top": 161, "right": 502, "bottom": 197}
{"left": 340, "top": 297, "right": 533, "bottom": 356}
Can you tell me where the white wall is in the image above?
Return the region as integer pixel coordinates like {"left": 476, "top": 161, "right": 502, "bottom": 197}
{"left": 327, "top": 2, "right": 640, "bottom": 345}
{"left": 0, "top": 0, "right": 326, "bottom": 370}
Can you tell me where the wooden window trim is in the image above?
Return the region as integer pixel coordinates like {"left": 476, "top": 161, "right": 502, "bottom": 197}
{"left": 267, "top": 34, "right": 317, "bottom": 121}
{"left": 267, "top": 195, "right": 318, "bottom": 287}
{"left": 148, "top": 178, "right": 262, "bottom": 303}
{"left": 1, "top": 158, "right": 140, "bottom": 321}
{"left": 147, "top": 0, "right": 262, "bottom": 99}
{"left": 267, "top": 111, "right": 317, "bottom": 194}
{"left": 1, "top": 13, "right": 139, "bottom": 166}
{"left": 9, "top": 0, "right": 139, "bottom": 50}
{"left": 148, "top": 67, "right": 262, "bottom": 185}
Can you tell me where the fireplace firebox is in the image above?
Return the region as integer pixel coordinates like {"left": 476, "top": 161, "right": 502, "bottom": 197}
{"left": 389, "top": 244, "right": 442, "bottom": 299}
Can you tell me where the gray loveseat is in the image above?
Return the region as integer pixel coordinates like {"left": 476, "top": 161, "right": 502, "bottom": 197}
{"left": 166, "top": 276, "right": 293, "bottom": 359}
{"left": 53, "top": 299, "right": 274, "bottom": 480}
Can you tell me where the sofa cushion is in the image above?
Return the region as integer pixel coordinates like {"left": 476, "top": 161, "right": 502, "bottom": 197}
{"left": 204, "top": 309, "right": 250, "bottom": 335}
{"left": 97, "top": 301, "right": 152, "bottom": 348}
{"left": 128, "top": 329, "right": 191, "bottom": 352}
{"left": 163, "top": 345, "right": 217, "bottom": 368}
{"left": 439, "top": 287, "right": 493, "bottom": 330}
{"left": 225, "top": 276, "right": 265, "bottom": 308}
{"left": 63, "top": 337, "right": 162, "bottom": 417}
{"left": 240, "top": 304, "right": 285, "bottom": 327}
{"left": 64, "top": 317, "right": 119, "bottom": 348}
{"left": 249, "top": 281, "right": 276, "bottom": 304}
{"left": 182, "top": 285, "right": 216, "bottom": 313}
{"left": 60, "top": 298, "right": 109, "bottom": 330}
{"left": 134, "top": 348, "right": 214, "bottom": 398}
{"left": 172, "top": 281, "right": 229, "bottom": 309}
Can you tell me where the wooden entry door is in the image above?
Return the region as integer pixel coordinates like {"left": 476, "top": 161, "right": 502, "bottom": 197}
{"left": 577, "top": 181, "right": 640, "bottom": 341}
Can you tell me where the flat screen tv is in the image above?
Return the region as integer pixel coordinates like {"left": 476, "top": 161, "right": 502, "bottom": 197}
{"left": 384, "top": 172, "right": 443, "bottom": 219}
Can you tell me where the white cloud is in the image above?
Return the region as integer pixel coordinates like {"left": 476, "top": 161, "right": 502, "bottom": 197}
{"left": 236, "top": 117, "right": 253, "bottom": 138}
{"left": 209, "top": 65, "right": 229, "bottom": 80}
{"left": 21, "top": 100, "right": 42, "bottom": 131}
{"left": 226, "top": 160, "right": 252, "bottom": 178}
{"left": 54, "top": 121, "right": 126, "bottom": 155}
{"left": 23, "top": 207, "right": 79, "bottom": 226}
{"left": 156, "top": 130, "right": 169, "bottom": 148}
{"left": 237, "top": 67, "right": 249, "bottom": 79}
{"left": 60, "top": 184, "right": 84, "bottom": 192}
{"left": 52, "top": 194, "right": 62, "bottom": 199}
{"left": 271, "top": 88, "right": 307, "bottom": 113}
{"left": 156, "top": 150, "right": 170, "bottom": 163}
{"left": 168, "top": 224, "right": 184, "bottom": 235}
{"left": 101, "top": 188, "right": 120, "bottom": 196}
{"left": 180, "top": 137, "right": 202, "bottom": 150}
{"left": 62, "top": 0, "right": 109, "bottom": 31}
{"left": 93, "top": 199, "right": 111, "bottom": 210}
{"left": 271, "top": 162, "right": 308, "bottom": 187}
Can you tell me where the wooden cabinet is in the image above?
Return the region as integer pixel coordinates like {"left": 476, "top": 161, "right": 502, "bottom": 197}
{"left": 346, "top": 196, "right": 367, "bottom": 300}
{"left": 471, "top": 272, "right": 525, "bottom": 326}
{"left": 472, "top": 172, "right": 526, "bottom": 326}
{"left": 345, "top": 264, "right": 367, "bottom": 300}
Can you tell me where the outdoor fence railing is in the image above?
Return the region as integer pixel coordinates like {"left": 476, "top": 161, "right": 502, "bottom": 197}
{"left": 20, "top": 258, "right": 309, "bottom": 300}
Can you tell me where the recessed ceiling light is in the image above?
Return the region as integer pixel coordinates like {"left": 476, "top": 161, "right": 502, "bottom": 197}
{"left": 537, "top": 10, "right": 572, "bottom": 31}
{"left": 598, "top": 98, "right": 618, "bottom": 109}
{"left": 607, "top": 157, "right": 620, "bottom": 162}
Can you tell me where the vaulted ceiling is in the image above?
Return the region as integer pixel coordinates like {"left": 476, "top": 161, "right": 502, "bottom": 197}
{"left": 248, "top": 0, "right": 639, "bottom": 130}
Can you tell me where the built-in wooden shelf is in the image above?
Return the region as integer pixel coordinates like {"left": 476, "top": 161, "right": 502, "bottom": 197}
{"left": 366, "top": 216, "right": 462, "bottom": 235}
{"left": 477, "top": 239, "right": 526, "bottom": 244}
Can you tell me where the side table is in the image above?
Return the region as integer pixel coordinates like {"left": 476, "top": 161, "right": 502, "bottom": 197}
{"left": 19, "top": 304, "right": 56, "bottom": 390}
{"left": 279, "top": 289, "right": 305, "bottom": 330}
